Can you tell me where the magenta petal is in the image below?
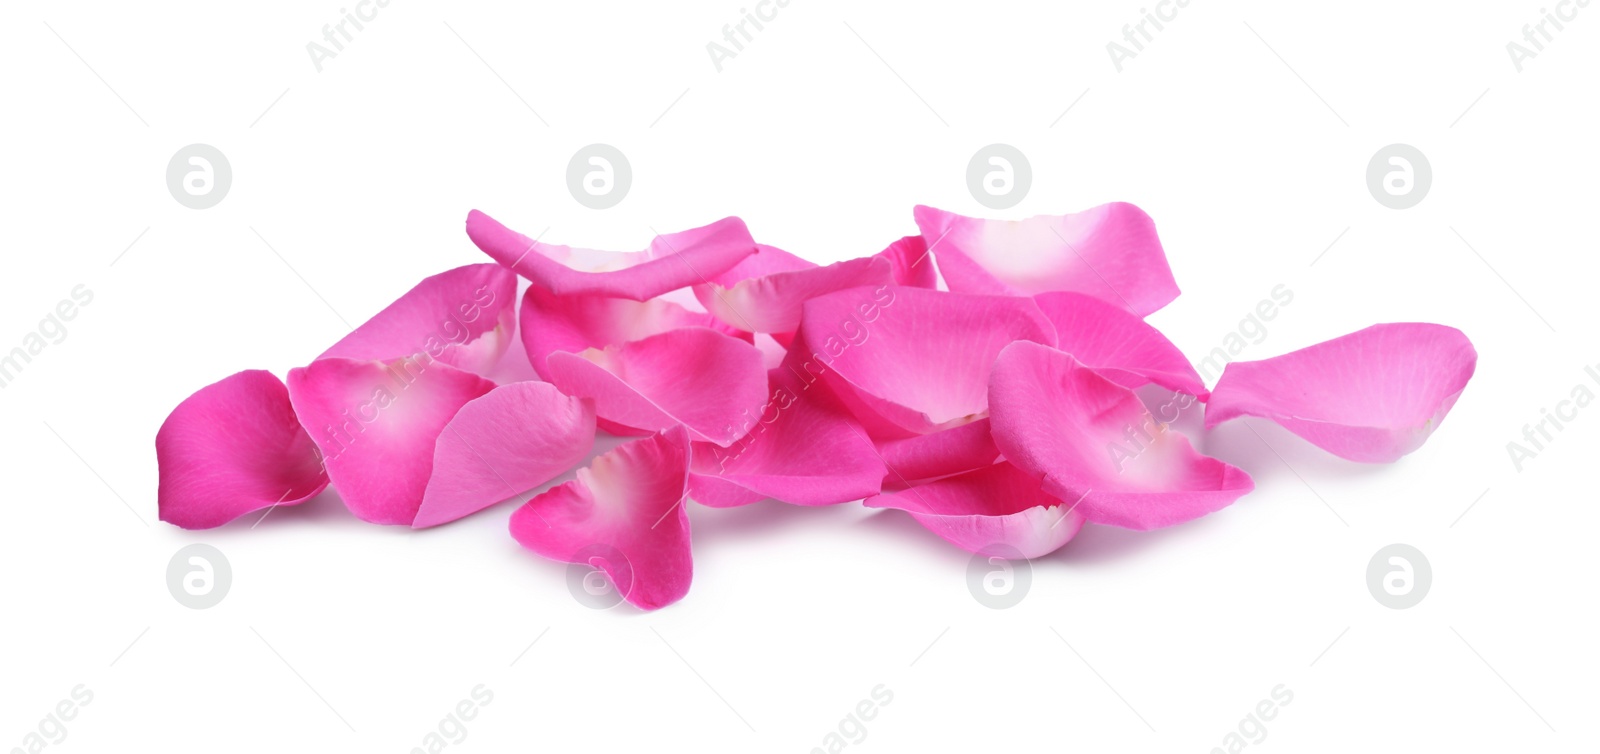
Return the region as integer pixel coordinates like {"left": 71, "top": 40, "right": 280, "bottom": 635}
{"left": 865, "top": 462, "right": 1086, "bottom": 558}
{"left": 1205, "top": 323, "right": 1477, "bottom": 462}
{"left": 545, "top": 328, "right": 767, "bottom": 446}
{"left": 989, "top": 341, "right": 1253, "bottom": 531}
{"left": 319, "top": 264, "right": 517, "bottom": 378}
{"left": 509, "top": 426, "right": 693, "bottom": 611}
{"left": 875, "top": 236, "right": 938, "bottom": 289}
{"left": 688, "top": 366, "right": 885, "bottom": 507}
{"left": 466, "top": 210, "right": 756, "bottom": 301}
{"left": 795, "top": 286, "right": 1055, "bottom": 437}
{"left": 519, "top": 285, "right": 743, "bottom": 380}
{"left": 413, "top": 382, "right": 597, "bottom": 528}
{"left": 875, "top": 418, "right": 1000, "bottom": 490}
{"left": 1035, "top": 291, "right": 1208, "bottom": 399}
{"left": 157, "top": 370, "right": 328, "bottom": 529}
{"left": 915, "top": 203, "right": 1179, "bottom": 316}
{"left": 287, "top": 357, "right": 496, "bottom": 525}
{"left": 692, "top": 248, "right": 895, "bottom": 335}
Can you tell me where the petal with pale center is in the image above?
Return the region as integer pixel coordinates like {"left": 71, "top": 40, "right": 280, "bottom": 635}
{"left": 509, "top": 426, "right": 693, "bottom": 611}
{"left": 914, "top": 203, "right": 1179, "bottom": 317}
{"left": 989, "top": 341, "right": 1253, "bottom": 531}
{"left": 287, "top": 357, "right": 496, "bottom": 525}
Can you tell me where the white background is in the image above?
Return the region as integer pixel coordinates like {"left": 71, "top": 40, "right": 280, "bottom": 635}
{"left": 2, "top": 1, "right": 1595, "bottom": 752}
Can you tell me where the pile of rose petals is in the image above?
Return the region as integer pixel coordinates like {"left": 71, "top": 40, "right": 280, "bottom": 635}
{"left": 155, "top": 204, "right": 1477, "bottom": 610}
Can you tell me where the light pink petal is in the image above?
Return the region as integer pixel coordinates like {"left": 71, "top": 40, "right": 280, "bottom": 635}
{"left": 1205, "top": 323, "right": 1477, "bottom": 462}
{"left": 319, "top": 264, "right": 517, "bottom": 378}
{"left": 794, "top": 285, "right": 1055, "bottom": 437}
{"left": 157, "top": 370, "right": 328, "bottom": 529}
{"left": 1035, "top": 291, "right": 1208, "bottom": 399}
{"left": 466, "top": 210, "right": 756, "bottom": 301}
{"left": 519, "top": 285, "right": 744, "bottom": 380}
{"left": 875, "top": 235, "right": 938, "bottom": 289}
{"left": 287, "top": 357, "right": 496, "bottom": 525}
{"left": 688, "top": 365, "right": 885, "bottom": 507}
{"left": 914, "top": 203, "right": 1180, "bottom": 316}
{"left": 509, "top": 426, "right": 693, "bottom": 611}
{"left": 989, "top": 341, "right": 1253, "bottom": 531}
{"left": 413, "top": 382, "right": 597, "bottom": 528}
{"left": 545, "top": 327, "right": 767, "bottom": 446}
{"left": 865, "top": 462, "right": 1086, "bottom": 558}
{"left": 875, "top": 418, "right": 1000, "bottom": 490}
{"left": 693, "top": 248, "right": 894, "bottom": 335}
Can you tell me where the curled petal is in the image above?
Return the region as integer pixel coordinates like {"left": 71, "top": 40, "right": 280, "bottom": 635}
{"left": 545, "top": 328, "right": 767, "bottom": 446}
{"left": 865, "top": 462, "right": 1086, "bottom": 558}
{"left": 510, "top": 426, "right": 693, "bottom": 611}
{"left": 693, "top": 247, "right": 895, "bottom": 335}
{"left": 319, "top": 264, "right": 517, "bottom": 378}
{"left": 519, "top": 285, "right": 743, "bottom": 380}
{"left": 688, "top": 365, "right": 886, "bottom": 507}
{"left": 287, "top": 357, "right": 496, "bottom": 525}
{"left": 794, "top": 286, "right": 1055, "bottom": 437}
{"left": 875, "top": 236, "right": 938, "bottom": 289}
{"left": 875, "top": 418, "right": 1000, "bottom": 490}
{"left": 914, "top": 203, "right": 1179, "bottom": 317}
{"left": 413, "top": 382, "right": 597, "bottom": 528}
{"left": 1035, "top": 291, "right": 1207, "bottom": 399}
{"left": 1205, "top": 323, "right": 1477, "bottom": 462}
{"left": 466, "top": 210, "right": 756, "bottom": 300}
{"left": 989, "top": 341, "right": 1253, "bottom": 531}
{"left": 157, "top": 370, "right": 328, "bottom": 529}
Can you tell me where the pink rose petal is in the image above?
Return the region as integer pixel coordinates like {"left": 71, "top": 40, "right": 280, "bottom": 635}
{"left": 287, "top": 357, "right": 496, "bottom": 525}
{"left": 466, "top": 210, "right": 756, "bottom": 301}
{"left": 1205, "top": 323, "right": 1477, "bottom": 462}
{"left": 1036, "top": 291, "right": 1208, "bottom": 399}
{"left": 989, "top": 341, "right": 1253, "bottom": 531}
{"left": 413, "top": 382, "right": 597, "bottom": 528}
{"left": 875, "top": 235, "right": 938, "bottom": 289}
{"left": 509, "top": 426, "right": 693, "bottom": 611}
{"left": 519, "top": 284, "right": 744, "bottom": 380}
{"left": 865, "top": 462, "right": 1087, "bottom": 558}
{"left": 545, "top": 327, "right": 767, "bottom": 446}
{"left": 875, "top": 418, "right": 1000, "bottom": 491}
{"left": 688, "top": 365, "right": 885, "bottom": 507}
{"left": 157, "top": 370, "right": 329, "bottom": 529}
{"left": 319, "top": 264, "right": 517, "bottom": 378}
{"left": 914, "top": 203, "right": 1179, "bottom": 317}
{"left": 794, "top": 285, "right": 1055, "bottom": 437}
